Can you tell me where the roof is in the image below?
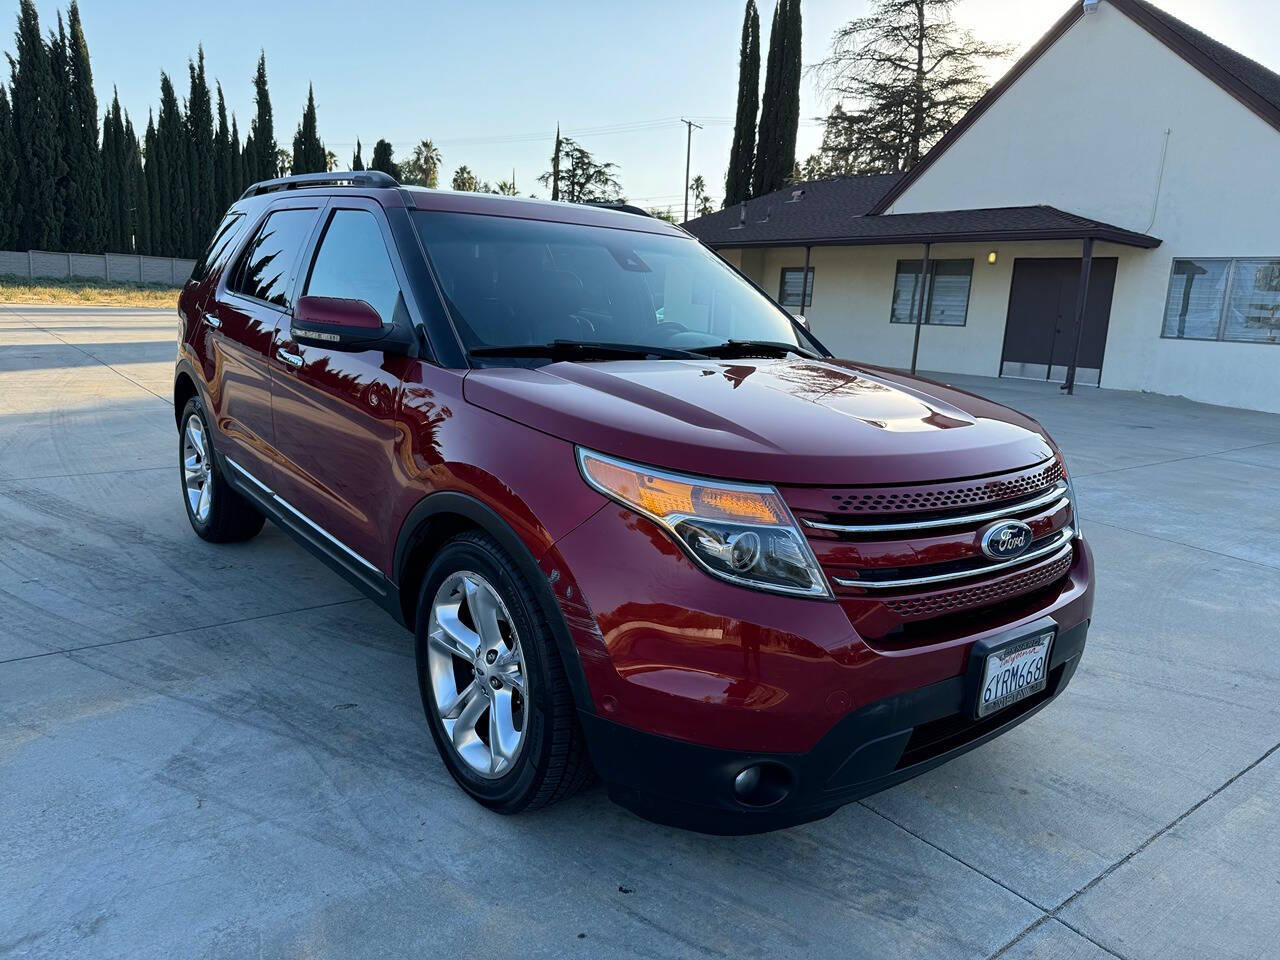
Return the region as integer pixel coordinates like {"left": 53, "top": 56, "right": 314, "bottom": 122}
{"left": 684, "top": 202, "right": 1160, "bottom": 249}
{"left": 682, "top": 174, "right": 902, "bottom": 247}
{"left": 402, "top": 188, "right": 688, "bottom": 236}
{"left": 871, "top": 0, "right": 1280, "bottom": 214}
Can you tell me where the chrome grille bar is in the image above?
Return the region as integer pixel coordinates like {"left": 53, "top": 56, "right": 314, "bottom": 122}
{"left": 804, "top": 483, "right": 1069, "bottom": 534}
{"left": 833, "top": 527, "right": 1075, "bottom": 591}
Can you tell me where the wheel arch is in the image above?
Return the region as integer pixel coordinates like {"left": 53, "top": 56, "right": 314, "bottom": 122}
{"left": 393, "top": 491, "right": 597, "bottom": 714}
{"left": 173, "top": 369, "right": 199, "bottom": 427}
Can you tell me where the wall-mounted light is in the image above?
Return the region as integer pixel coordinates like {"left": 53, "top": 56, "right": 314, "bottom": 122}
{"left": 987, "top": 251, "right": 998, "bottom": 265}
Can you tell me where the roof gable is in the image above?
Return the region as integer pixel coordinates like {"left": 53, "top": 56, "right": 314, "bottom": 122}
{"left": 870, "top": 0, "right": 1280, "bottom": 215}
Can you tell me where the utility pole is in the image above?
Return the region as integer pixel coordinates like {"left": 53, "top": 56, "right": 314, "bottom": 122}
{"left": 681, "top": 118, "right": 702, "bottom": 222}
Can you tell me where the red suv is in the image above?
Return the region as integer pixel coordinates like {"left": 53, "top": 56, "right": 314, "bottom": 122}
{"left": 174, "top": 171, "right": 1092, "bottom": 833}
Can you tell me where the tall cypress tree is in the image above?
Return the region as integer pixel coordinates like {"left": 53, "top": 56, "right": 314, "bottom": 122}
{"left": 230, "top": 114, "right": 244, "bottom": 199}
{"left": 124, "top": 113, "right": 147, "bottom": 254}
{"left": 64, "top": 1, "right": 103, "bottom": 252}
{"left": 46, "top": 12, "right": 71, "bottom": 250}
{"left": 0, "top": 85, "right": 16, "bottom": 249}
{"left": 752, "top": 0, "right": 802, "bottom": 197}
{"left": 143, "top": 111, "right": 160, "bottom": 255}
{"left": 725, "top": 0, "right": 760, "bottom": 206}
{"left": 290, "top": 84, "right": 325, "bottom": 174}
{"left": 248, "top": 51, "right": 275, "bottom": 183}
{"left": 213, "top": 83, "right": 232, "bottom": 215}
{"left": 186, "top": 47, "right": 215, "bottom": 253}
{"left": 155, "top": 73, "right": 189, "bottom": 256}
{"left": 101, "top": 91, "right": 129, "bottom": 252}
{"left": 8, "top": 0, "right": 63, "bottom": 250}
{"left": 351, "top": 138, "right": 364, "bottom": 171}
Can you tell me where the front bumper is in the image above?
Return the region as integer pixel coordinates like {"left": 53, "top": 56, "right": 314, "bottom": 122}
{"left": 584, "top": 618, "right": 1088, "bottom": 834}
{"left": 546, "top": 502, "right": 1094, "bottom": 833}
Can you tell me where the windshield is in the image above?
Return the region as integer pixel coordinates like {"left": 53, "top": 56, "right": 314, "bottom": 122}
{"left": 411, "top": 211, "right": 813, "bottom": 359}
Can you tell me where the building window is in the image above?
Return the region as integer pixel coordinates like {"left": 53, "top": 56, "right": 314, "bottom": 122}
{"left": 1163, "top": 258, "right": 1280, "bottom": 343}
{"left": 779, "top": 267, "right": 814, "bottom": 307}
{"left": 890, "top": 259, "right": 972, "bottom": 326}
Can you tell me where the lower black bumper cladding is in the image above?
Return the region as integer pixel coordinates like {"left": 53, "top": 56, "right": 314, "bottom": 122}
{"left": 581, "top": 618, "right": 1088, "bottom": 835}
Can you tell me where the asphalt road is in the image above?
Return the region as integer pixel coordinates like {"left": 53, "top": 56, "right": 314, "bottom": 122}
{"left": 1, "top": 304, "right": 1277, "bottom": 960}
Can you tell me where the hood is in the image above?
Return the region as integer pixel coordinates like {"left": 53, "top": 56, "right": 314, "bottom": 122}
{"left": 463, "top": 357, "right": 1054, "bottom": 486}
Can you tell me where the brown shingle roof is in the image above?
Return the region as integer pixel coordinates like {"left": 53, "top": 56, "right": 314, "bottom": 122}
{"left": 683, "top": 198, "right": 1160, "bottom": 249}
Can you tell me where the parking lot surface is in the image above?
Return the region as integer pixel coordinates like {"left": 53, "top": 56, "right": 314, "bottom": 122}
{"left": 2, "top": 304, "right": 1277, "bottom": 960}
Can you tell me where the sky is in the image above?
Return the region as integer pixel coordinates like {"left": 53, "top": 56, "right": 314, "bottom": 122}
{"left": 5, "top": 0, "right": 1278, "bottom": 213}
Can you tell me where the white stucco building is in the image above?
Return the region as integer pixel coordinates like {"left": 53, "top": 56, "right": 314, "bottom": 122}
{"left": 685, "top": 0, "right": 1280, "bottom": 413}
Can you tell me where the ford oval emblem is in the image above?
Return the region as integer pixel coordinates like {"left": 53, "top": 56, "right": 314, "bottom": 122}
{"left": 979, "top": 520, "right": 1034, "bottom": 561}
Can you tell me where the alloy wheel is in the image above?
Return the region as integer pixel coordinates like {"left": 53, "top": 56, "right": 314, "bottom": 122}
{"left": 426, "top": 570, "right": 528, "bottom": 779}
{"left": 182, "top": 413, "right": 213, "bottom": 523}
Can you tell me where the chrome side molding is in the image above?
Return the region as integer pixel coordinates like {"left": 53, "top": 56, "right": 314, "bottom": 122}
{"left": 224, "top": 457, "right": 380, "bottom": 576}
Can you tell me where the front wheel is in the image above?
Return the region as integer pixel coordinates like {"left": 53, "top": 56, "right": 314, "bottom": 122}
{"left": 414, "top": 531, "right": 592, "bottom": 813}
{"left": 178, "top": 398, "right": 265, "bottom": 543}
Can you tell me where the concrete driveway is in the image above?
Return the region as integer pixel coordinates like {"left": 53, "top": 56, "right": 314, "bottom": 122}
{"left": 2, "top": 305, "right": 1277, "bottom": 960}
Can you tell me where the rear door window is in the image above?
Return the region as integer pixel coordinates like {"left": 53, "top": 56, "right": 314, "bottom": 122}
{"left": 303, "top": 209, "right": 403, "bottom": 324}
{"left": 230, "top": 207, "right": 318, "bottom": 309}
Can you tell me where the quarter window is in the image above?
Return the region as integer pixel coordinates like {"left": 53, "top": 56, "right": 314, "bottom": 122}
{"left": 230, "top": 208, "right": 317, "bottom": 308}
{"left": 891, "top": 259, "right": 972, "bottom": 326}
{"left": 190, "top": 212, "right": 246, "bottom": 282}
{"left": 779, "top": 267, "right": 814, "bottom": 307}
{"left": 304, "top": 209, "right": 404, "bottom": 324}
{"left": 1164, "top": 258, "right": 1280, "bottom": 344}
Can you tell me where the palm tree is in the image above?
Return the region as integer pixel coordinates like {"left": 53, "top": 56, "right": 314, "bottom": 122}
{"left": 690, "top": 175, "right": 714, "bottom": 216}
{"left": 404, "top": 139, "right": 442, "bottom": 188}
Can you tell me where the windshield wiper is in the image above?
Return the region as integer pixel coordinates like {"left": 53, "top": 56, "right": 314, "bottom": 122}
{"left": 468, "top": 340, "right": 702, "bottom": 361}
{"left": 687, "top": 339, "right": 817, "bottom": 359}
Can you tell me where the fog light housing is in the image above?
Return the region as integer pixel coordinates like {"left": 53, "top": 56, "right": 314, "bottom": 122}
{"left": 732, "top": 763, "right": 793, "bottom": 807}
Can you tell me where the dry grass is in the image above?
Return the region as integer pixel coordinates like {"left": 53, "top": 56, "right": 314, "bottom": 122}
{"left": 0, "top": 274, "right": 180, "bottom": 307}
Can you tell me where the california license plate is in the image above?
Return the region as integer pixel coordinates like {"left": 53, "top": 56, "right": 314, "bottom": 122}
{"left": 977, "top": 630, "right": 1054, "bottom": 718}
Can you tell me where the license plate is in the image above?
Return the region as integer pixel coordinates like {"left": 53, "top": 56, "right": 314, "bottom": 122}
{"left": 977, "top": 630, "right": 1054, "bottom": 718}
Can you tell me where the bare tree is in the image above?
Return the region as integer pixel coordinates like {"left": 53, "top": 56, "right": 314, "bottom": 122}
{"left": 812, "top": 0, "right": 1010, "bottom": 174}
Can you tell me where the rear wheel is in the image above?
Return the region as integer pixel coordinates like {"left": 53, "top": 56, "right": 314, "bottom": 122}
{"left": 414, "top": 531, "right": 592, "bottom": 813}
{"left": 178, "top": 398, "right": 265, "bottom": 543}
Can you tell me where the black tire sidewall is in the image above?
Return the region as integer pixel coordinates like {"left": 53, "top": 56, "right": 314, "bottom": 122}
{"left": 414, "top": 534, "right": 556, "bottom": 811}
{"left": 178, "top": 397, "right": 218, "bottom": 536}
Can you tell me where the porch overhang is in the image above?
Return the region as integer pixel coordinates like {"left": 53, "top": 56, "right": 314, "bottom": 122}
{"left": 696, "top": 204, "right": 1162, "bottom": 251}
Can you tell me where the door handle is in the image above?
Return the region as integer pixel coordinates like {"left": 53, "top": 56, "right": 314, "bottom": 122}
{"left": 276, "top": 347, "right": 304, "bottom": 369}
{"left": 204, "top": 312, "right": 222, "bottom": 329}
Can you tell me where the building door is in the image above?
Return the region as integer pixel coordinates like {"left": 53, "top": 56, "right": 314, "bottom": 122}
{"left": 1001, "top": 257, "right": 1117, "bottom": 385}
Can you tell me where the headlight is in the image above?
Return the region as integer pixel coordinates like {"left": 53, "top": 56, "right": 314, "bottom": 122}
{"left": 576, "top": 448, "right": 831, "bottom": 598}
{"left": 1058, "top": 451, "right": 1083, "bottom": 539}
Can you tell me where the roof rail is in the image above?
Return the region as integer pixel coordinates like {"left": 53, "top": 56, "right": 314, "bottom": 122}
{"left": 239, "top": 170, "right": 398, "bottom": 199}
{"left": 582, "top": 201, "right": 652, "bottom": 218}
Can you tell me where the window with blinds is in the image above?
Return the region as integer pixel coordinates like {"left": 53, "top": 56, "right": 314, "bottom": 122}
{"left": 1162, "top": 258, "right": 1280, "bottom": 343}
{"left": 778, "top": 267, "right": 814, "bottom": 307}
{"left": 890, "top": 259, "right": 973, "bottom": 326}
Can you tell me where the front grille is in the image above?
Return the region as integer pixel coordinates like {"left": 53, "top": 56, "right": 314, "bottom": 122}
{"left": 825, "top": 459, "right": 1064, "bottom": 515}
{"left": 881, "top": 549, "right": 1073, "bottom": 621}
{"left": 782, "top": 457, "right": 1076, "bottom": 642}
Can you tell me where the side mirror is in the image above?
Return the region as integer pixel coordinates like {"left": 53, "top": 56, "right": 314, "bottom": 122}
{"left": 291, "top": 295, "right": 415, "bottom": 355}
{"left": 792, "top": 313, "right": 810, "bottom": 331}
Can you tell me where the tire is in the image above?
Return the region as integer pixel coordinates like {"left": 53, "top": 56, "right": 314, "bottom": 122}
{"left": 414, "top": 531, "right": 593, "bottom": 814}
{"left": 178, "top": 397, "right": 265, "bottom": 544}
